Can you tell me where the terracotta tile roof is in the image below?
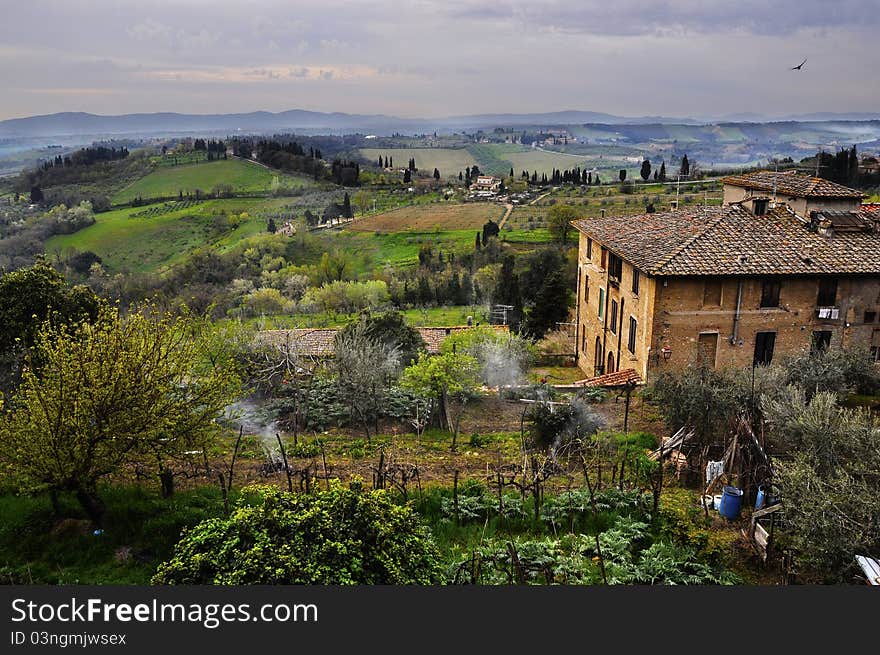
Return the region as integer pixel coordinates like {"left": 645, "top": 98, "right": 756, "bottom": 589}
{"left": 573, "top": 369, "right": 642, "bottom": 388}
{"left": 255, "top": 329, "right": 337, "bottom": 356}
{"left": 573, "top": 204, "right": 880, "bottom": 276}
{"left": 257, "top": 325, "right": 509, "bottom": 357}
{"left": 722, "top": 170, "right": 866, "bottom": 199}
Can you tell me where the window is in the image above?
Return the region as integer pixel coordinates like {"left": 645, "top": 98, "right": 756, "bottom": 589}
{"left": 872, "top": 330, "right": 880, "bottom": 361}
{"left": 817, "top": 278, "right": 838, "bottom": 306}
{"left": 600, "top": 248, "right": 607, "bottom": 270}
{"left": 754, "top": 331, "right": 776, "bottom": 365}
{"left": 864, "top": 311, "right": 876, "bottom": 324}
{"left": 753, "top": 198, "right": 768, "bottom": 216}
{"left": 610, "top": 300, "right": 618, "bottom": 333}
{"left": 628, "top": 317, "right": 637, "bottom": 353}
{"left": 583, "top": 272, "right": 589, "bottom": 303}
{"left": 598, "top": 288, "right": 605, "bottom": 319}
{"left": 760, "top": 280, "right": 781, "bottom": 308}
{"left": 697, "top": 333, "right": 718, "bottom": 369}
{"left": 811, "top": 330, "right": 832, "bottom": 353}
{"left": 608, "top": 253, "right": 623, "bottom": 283}
{"left": 632, "top": 268, "right": 640, "bottom": 295}
{"left": 702, "top": 279, "right": 722, "bottom": 307}
{"left": 586, "top": 238, "right": 592, "bottom": 259}
{"left": 581, "top": 325, "right": 587, "bottom": 353}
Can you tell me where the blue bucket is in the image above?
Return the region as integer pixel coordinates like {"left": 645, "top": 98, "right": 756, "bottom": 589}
{"left": 755, "top": 487, "right": 766, "bottom": 510}
{"left": 718, "top": 485, "right": 743, "bottom": 520}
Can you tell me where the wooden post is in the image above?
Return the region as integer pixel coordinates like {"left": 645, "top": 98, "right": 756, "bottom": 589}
{"left": 623, "top": 382, "right": 633, "bottom": 434}
{"left": 319, "top": 440, "right": 330, "bottom": 491}
{"left": 227, "top": 426, "right": 243, "bottom": 493}
{"left": 453, "top": 469, "right": 460, "bottom": 525}
{"left": 276, "top": 433, "right": 293, "bottom": 492}
{"left": 218, "top": 473, "right": 229, "bottom": 516}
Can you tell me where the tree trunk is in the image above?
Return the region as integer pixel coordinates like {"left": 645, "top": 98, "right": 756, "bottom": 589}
{"left": 75, "top": 487, "right": 106, "bottom": 527}
{"left": 159, "top": 469, "right": 175, "bottom": 498}
{"left": 438, "top": 390, "right": 450, "bottom": 431}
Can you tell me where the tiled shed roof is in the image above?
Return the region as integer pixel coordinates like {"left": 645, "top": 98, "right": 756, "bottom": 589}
{"left": 573, "top": 369, "right": 642, "bottom": 388}
{"left": 257, "top": 325, "right": 509, "bottom": 357}
{"left": 722, "top": 170, "right": 866, "bottom": 199}
{"left": 573, "top": 204, "right": 880, "bottom": 276}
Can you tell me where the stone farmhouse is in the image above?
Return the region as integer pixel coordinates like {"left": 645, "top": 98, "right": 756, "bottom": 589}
{"left": 572, "top": 170, "right": 878, "bottom": 383}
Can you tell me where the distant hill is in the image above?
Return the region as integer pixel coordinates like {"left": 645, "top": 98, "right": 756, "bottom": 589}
{"left": 0, "top": 108, "right": 825, "bottom": 139}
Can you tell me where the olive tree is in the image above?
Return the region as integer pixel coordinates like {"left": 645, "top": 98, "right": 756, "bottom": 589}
{"left": 0, "top": 304, "right": 243, "bottom": 524}
{"left": 762, "top": 389, "right": 880, "bottom": 581}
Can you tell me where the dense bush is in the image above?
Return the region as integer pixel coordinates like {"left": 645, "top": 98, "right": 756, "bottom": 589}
{"left": 153, "top": 483, "right": 444, "bottom": 584}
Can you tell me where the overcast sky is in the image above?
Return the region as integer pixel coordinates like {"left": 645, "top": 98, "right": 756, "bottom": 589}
{"left": 1, "top": 0, "right": 878, "bottom": 120}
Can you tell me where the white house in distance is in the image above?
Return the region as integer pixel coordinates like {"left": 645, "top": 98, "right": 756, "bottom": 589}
{"left": 471, "top": 175, "right": 501, "bottom": 192}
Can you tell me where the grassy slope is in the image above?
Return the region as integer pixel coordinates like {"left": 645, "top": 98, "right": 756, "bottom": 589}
{"left": 112, "top": 158, "right": 311, "bottom": 203}
{"left": 45, "top": 198, "right": 291, "bottom": 273}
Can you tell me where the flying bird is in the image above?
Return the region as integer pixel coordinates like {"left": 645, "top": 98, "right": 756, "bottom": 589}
{"left": 791, "top": 58, "right": 807, "bottom": 70}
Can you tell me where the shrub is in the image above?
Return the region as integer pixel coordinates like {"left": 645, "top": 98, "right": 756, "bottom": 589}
{"left": 153, "top": 483, "right": 444, "bottom": 584}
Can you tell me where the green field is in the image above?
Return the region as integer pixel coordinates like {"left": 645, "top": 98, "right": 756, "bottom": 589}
{"left": 229, "top": 305, "right": 491, "bottom": 330}
{"left": 46, "top": 198, "right": 291, "bottom": 273}
{"left": 360, "top": 147, "right": 478, "bottom": 178}
{"left": 112, "top": 159, "right": 312, "bottom": 204}
{"left": 343, "top": 228, "right": 479, "bottom": 268}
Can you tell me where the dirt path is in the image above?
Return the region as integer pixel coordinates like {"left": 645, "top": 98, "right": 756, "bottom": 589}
{"left": 498, "top": 203, "right": 513, "bottom": 228}
{"left": 529, "top": 192, "right": 550, "bottom": 206}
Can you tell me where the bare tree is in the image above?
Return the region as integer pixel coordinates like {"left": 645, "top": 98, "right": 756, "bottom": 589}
{"left": 334, "top": 321, "right": 401, "bottom": 441}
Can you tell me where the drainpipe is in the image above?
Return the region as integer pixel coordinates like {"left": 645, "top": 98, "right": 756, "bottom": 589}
{"left": 616, "top": 296, "right": 625, "bottom": 371}
{"left": 600, "top": 257, "right": 610, "bottom": 374}
{"left": 730, "top": 279, "right": 744, "bottom": 345}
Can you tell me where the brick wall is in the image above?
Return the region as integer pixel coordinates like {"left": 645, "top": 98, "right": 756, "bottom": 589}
{"left": 646, "top": 275, "right": 880, "bottom": 381}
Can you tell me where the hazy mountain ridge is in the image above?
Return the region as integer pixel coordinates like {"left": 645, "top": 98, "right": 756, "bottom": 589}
{"left": 5, "top": 108, "right": 879, "bottom": 139}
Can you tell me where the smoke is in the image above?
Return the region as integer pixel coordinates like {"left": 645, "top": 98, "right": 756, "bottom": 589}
{"left": 223, "top": 398, "right": 280, "bottom": 461}
{"left": 469, "top": 332, "right": 532, "bottom": 394}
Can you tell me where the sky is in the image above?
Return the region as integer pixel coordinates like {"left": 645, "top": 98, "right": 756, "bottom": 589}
{"left": 1, "top": 0, "right": 878, "bottom": 121}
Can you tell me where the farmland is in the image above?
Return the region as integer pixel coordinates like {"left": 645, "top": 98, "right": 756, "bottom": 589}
{"left": 359, "top": 147, "right": 478, "bottom": 177}
{"left": 347, "top": 202, "right": 505, "bottom": 232}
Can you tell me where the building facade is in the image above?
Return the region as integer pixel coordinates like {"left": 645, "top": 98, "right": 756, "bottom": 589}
{"left": 573, "top": 171, "right": 880, "bottom": 382}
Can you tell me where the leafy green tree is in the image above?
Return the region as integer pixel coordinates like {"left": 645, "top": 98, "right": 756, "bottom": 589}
{"left": 433, "top": 168, "right": 440, "bottom": 180}
{"left": 659, "top": 161, "right": 667, "bottom": 181}
{"left": 441, "top": 325, "right": 533, "bottom": 396}
{"left": 493, "top": 254, "right": 521, "bottom": 312}
{"left": 317, "top": 249, "right": 352, "bottom": 283}
{"left": 401, "top": 350, "right": 480, "bottom": 449}
{"left": 546, "top": 203, "right": 579, "bottom": 243}
{"left": 640, "top": 159, "right": 651, "bottom": 181}
{"left": 0, "top": 304, "right": 242, "bottom": 524}
{"left": 619, "top": 169, "right": 627, "bottom": 183}
{"left": 152, "top": 483, "right": 443, "bottom": 584}
{"left": 482, "top": 219, "right": 500, "bottom": 243}
{"left": 353, "top": 190, "right": 371, "bottom": 215}
{"left": 525, "top": 270, "right": 572, "bottom": 339}
{"left": 267, "top": 217, "right": 277, "bottom": 233}
{"left": 0, "top": 261, "right": 99, "bottom": 392}
{"left": 679, "top": 154, "right": 690, "bottom": 178}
